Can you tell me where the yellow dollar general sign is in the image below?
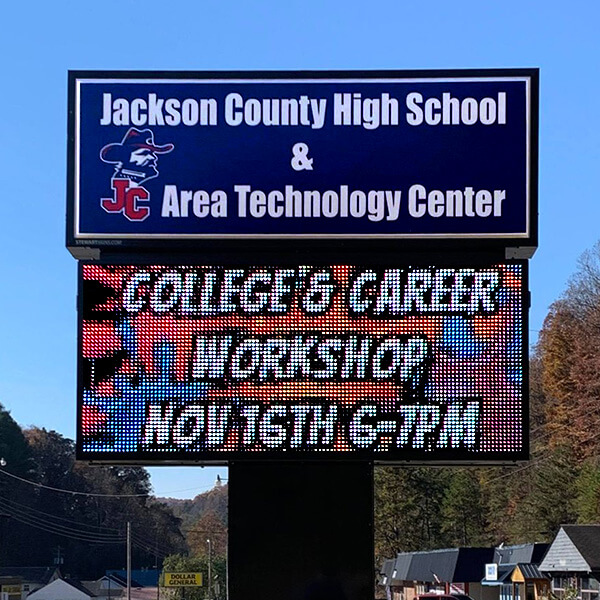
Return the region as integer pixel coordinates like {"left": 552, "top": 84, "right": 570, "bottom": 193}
{"left": 163, "top": 573, "right": 203, "bottom": 587}
{"left": 1, "top": 587, "right": 22, "bottom": 595}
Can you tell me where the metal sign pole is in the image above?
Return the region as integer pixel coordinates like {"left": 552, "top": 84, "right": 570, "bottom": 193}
{"left": 127, "top": 522, "right": 131, "bottom": 600}
{"left": 228, "top": 462, "right": 374, "bottom": 600}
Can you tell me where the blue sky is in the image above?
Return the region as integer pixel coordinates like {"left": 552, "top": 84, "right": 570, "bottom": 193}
{"left": 0, "top": 0, "right": 597, "bottom": 498}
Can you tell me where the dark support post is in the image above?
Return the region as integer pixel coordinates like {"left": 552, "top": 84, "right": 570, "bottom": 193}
{"left": 228, "top": 462, "right": 374, "bottom": 600}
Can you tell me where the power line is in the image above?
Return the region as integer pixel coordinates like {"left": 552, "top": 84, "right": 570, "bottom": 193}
{"left": 0, "top": 490, "right": 181, "bottom": 556}
{"left": 130, "top": 533, "right": 171, "bottom": 559}
{"left": 0, "top": 467, "right": 224, "bottom": 499}
{"left": 131, "top": 527, "right": 181, "bottom": 557}
{"left": 0, "top": 468, "right": 151, "bottom": 498}
{"left": 0, "top": 490, "right": 123, "bottom": 532}
{"left": 0, "top": 496, "right": 124, "bottom": 539}
{"left": 0, "top": 498, "right": 125, "bottom": 543}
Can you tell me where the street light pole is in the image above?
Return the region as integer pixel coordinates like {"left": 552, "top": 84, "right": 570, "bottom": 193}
{"left": 127, "top": 522, "right": 131, "bottom": 600}
{"left": 206, "top": 538, "right": 212, "bottom": 600}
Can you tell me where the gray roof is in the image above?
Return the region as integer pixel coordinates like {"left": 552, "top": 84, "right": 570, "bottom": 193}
{"left": 0, "top": 568, "right": 59, "bottom": 585}
{"left": 562, "top": 525, "right": 600, "bottom": 571}
{"left": 495, "top": 544, "right": 549, "bottom": 566}
{"left": 407, "top": 549, "right": 459, "bottom": 582}
{"left": 516, "top": 564, "right": 549, "bottom": 580}
{"left": 63, "top": 579, "right": 97, "bottom": 597}
{"left": 405, "top": 548, "right": 494, "bottom": 583}
{"left": 380, "top": 559, "right": 396, "bottom": 585}
{"left": 82, "top": 581, "right": 125, "bottom": 597}
{"left": 392, "top": 553, "right": 414, "bottom": 583}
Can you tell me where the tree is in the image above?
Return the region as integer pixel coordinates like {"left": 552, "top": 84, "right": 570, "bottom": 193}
{"left": 374, "top": 466, "right": 450, "bottom": 561}
{"left": 3, "top": 426, "right": 187, "bottom": 577}
{"left": 0, "top": 403, "right": 33, "bottom": 478}
{"left": 574, "top": 457, "right": 600, "bottom": 523}
{"left": 521, "top": 444, "right": 578, "bottom": 541}
{"left": 0, "top": 403, "right": 36, "bottom": 565}
{"left": 162, "top": 553, "right": 226, "bottom": 600}
{"left": 536, "top": 243, "right": 600, "bottom": 461}
{"left": 187, "top": 510, "right": 227, "bottom": 558}
{"left": 441, "top": 469, "right": 488, "bottom": 546}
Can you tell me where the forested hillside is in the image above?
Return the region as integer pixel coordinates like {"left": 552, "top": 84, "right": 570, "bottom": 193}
{"left": 161, "top": 483, "right": 227, "bottom": 531}
{"left": 375, "top": 243, "right": 600, "bottom": 563}
{"left": 0, "top": 407, "right": 228, "bottom": 577}
{"left": 0, "top": 416, "right": 186, "bottom": 577}
{"left": 160, "top": 484, "right": 228, "bottom": 557}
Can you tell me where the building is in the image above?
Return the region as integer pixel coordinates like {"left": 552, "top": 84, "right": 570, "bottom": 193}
{"left": 540, "top": 524, "right": 600, "bottom": 600}
{"left": 24, "top": 574, "right": 155, "bottom": 600}
{"left": 380, "top": 543, "right": 551, "bottom": 600}
{"left": 482, "top": 544, "right": 550, "bottom": 600}
{"left": 0, "top": 567, "right": 61, "bottom": 600}
{"left": 382, "top": 547, "right": 495, "bottom": 600}
{"left": 26, "top": 579, "right": 95, "bottom": 600}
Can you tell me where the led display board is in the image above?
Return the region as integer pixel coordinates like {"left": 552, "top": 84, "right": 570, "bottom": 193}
{"left": 77, "top": 261, "right": 527, "bottom": 463}
{"left": 67, "top": 70, "right": 538, "bottom": 256}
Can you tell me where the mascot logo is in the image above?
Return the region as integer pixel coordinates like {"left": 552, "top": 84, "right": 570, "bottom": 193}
{"left": 99, "top": 128, "right": 174, "bottom": 221}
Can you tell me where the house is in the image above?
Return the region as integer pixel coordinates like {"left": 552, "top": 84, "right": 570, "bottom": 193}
{"left": 26, "top": 578, "right": 95, "bottom": 600}
{"left": 510, "top": 564, "right": 551, "bottom": 600}
{"left": 383, "top": 547, "right": 495, "bottom": 600}
{"left": 482, "top": 544, "right": 550, "bottom": 600}
{"left": 25, "top": 575, "right": 157, "bottom": 600}
{"left": 0, "top": 567, "right": 61, "bottom": 600}
{"left": 539, "top": 524, "right": 600, "bottom": 600}
{"left": 80, "top": 575, "right": 126, "bottom": 600}
{"left": 386, "top": 550, "right": 414, "bottom": 600}
{"left": 380, "top": 543, "right": 551, "bottom": 600}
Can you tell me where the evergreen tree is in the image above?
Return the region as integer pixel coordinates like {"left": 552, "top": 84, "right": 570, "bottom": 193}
{"left": 441, "top": 469, "right": 488, "bottom": 546}
{"left": 0, "top": 403, "right": 36, "bottom": 566}
{"left": 574, "top": 457, "right": 600, "bottom": 523}
{"left": 374, "top": 466, "right": 449, "bottom": 560}
{"left": 0, "top": 403, "right": 33, "bottom": 478}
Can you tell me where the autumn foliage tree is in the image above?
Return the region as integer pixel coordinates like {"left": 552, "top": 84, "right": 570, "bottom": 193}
{"left": 0, "top": 423, "right": 186, "bottom": 576}
{"left": 537, "top": 243, "right": 600, "bottom": 460}
{"left": 187, "top": 510, "right": 227, "bottom": 558}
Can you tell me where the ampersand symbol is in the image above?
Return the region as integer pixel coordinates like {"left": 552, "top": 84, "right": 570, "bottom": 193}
{"left": 291, "top": 143, "right": 314, "bottom": 171}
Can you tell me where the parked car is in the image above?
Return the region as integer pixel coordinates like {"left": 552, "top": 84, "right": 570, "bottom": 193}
{"left": 416, "top": 594, "right": 475, "bottom": 600}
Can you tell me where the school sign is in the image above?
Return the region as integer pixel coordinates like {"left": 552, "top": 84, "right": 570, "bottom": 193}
{"left": 67, "top": 69, "right": 538, "bottom": 256}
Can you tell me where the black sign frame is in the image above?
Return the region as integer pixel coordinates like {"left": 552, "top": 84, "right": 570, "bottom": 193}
{"left": 76, "top": 255, "right": 529, "bottom": 465}
{"left": 67, "top": 68, "right": 539, "bottom": 260}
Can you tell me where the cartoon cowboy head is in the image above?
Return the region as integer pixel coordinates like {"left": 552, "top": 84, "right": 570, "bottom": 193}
{"left": 100, "top": 127, "right": 174, "bottom": 185}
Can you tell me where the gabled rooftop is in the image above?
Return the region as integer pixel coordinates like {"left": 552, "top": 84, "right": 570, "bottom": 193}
{"left": 0, "top": 567, "right": 60, "bottom": 585}
{"left": 495, "top": 543, "right": 549, "bottom": 566}
{"left": 562, "top": 525, "right": 600, "bottom": 571}
{"left": 392, "top": 547, "right": 495, "bottom": 584}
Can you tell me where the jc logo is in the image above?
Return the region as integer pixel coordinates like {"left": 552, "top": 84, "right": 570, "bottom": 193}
{"left": 101, "top": 179, "right": 150, "bottom": 221}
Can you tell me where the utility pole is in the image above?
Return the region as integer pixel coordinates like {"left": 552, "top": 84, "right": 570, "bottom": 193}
{"left": 53, "top": 546, "right": 65, "bottom": 566}
{"left": 207, "top": 538, "right": 212, "bottom": 600}
{"left": 127, "top": 522, "right": 131, "bottom": 600}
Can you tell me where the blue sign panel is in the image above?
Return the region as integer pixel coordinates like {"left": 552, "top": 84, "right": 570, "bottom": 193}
{"left": 67, "top": 70, "right": 537, "bottom": 250}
